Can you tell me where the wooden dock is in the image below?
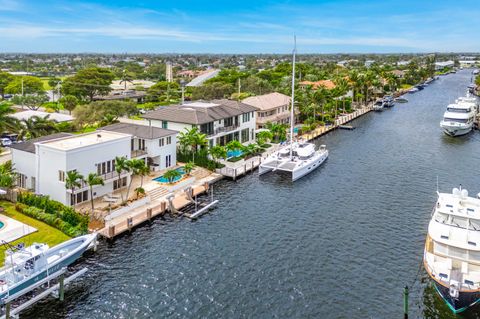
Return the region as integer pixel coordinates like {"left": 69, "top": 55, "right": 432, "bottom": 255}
{"left": 98, "top": 182, "right": 212, "bottom": 239}
{"left": 216, "top": 156, "right": 262, "bottom": 180}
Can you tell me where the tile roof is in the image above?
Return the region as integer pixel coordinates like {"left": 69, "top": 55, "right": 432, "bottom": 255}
{"left": 299, "top": 80, "right": 336, "bottom": 90}
{"left": 242, "top": 92, "right": 291, "bottom": 111}
{"left": 142, "top": 99, "right": 258, "bottom": 125}
{"left": 101, "top": 122, "right": 177, "bottom": 139}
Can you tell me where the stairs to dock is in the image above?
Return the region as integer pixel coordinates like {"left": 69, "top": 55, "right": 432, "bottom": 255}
{"left": 148, "top": 187, "right": 169, "bottom": 201}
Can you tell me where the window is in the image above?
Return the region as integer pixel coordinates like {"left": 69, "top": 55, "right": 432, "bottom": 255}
{"left": 31, "top": 177, "right": 36, "bottom": 192}
{"left": 241, "top": 128, "right": 249, "bottom": 143}
{"left": 107, "top": 161, "right": 111, "bottom": 173}
{"left": 17, "top": 173, "right": 27, "bottom": 188}
{"left": 159, "top": 138, "right": 164, "bottom": 147}
{"left": 166, "top": 136, "right": 172, "bottom": 144}
{"left": 113, "top": 177, "right": 127, "bottom": 190}
{"left": 242, "top": 112, "right": 251, "bottom": 123}
{"left": 224, "top": 117, "right": 233, "bottom": 127}
{"left": 59, "top": 170, "right": 65, "bottom": 182}
{"left": 165, "top": 155, "right": 172, "bottom": 167}
{"left": 162, "top": 121, "right": 168, "bottom": 129}
{"left": 75, "top": 190, "right": 88, "bottom": 204}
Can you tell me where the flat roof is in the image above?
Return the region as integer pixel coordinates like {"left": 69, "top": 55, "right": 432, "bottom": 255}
{"left": 40, "top": 130, "right": 131, "bottom": 151}
{"left": 9, "top": 133, "right": 73, "bottom": 154}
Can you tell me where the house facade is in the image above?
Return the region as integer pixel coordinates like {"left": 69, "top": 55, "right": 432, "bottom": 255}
{"left": 142, "top": 99, "right": 257, "bottom": 147}
{"left": 242, "top": 92, "right": 291, "bottom": 129}
{"left": 10, "top": 126, "right": 178, "bottom": 206}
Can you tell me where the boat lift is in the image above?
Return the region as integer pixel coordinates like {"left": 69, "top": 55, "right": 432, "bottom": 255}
{"left": 0, "top": 267, "right": 89, "bottom": 319}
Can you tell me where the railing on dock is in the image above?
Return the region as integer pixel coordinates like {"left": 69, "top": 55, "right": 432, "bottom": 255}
{"left": 216, "top": 156, "right": 262, "bottom": 180}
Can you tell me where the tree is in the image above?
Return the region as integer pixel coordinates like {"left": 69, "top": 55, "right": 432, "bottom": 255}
{"left": 256, "top": 130, "right": 273, "bottom": 146}
{"left": 0, "top": 102, "right": 16, "bottom": 133}
{"left": 183, "top": 161, "right": 195, "bottom": 176}
{"left": 85, "top": 172, "right": 104, "bottom": 215}
{"left": 125, "top": 158, "right": 147, "bottom": 202}
{"left": 65, "top": 170, "right": 84, "bottom": 206}
{"left": 146, "top": 81, "right": 180, "bottom": 102}
{"left": 177, "top": 126, "right": 208, "bottom": 162}
{"left": 5, "top": 76, "right": 45, "bottom": 95}
{"left": 100, "top": 114, "right": 119, "bottom": 127}
{"left": 119, "top": 70, "right": 135, "bottom": 90}
{"left": 61, "top": 67, "right": 115, "bottom": 101}
{"left": 163, "top": 169, "right": 182, "bottom": 184}
{"left": 114, "top": 156, "right": 129, "bottom": 203}
{"left": 16, "top": 115, "right": 59, "bottom": 140}
{"left": 208, "top": 145, "right": 227, "bottom": 162}
{"left": 226, "top": 140, "right": 243, "bottom": 153}
{"left": 73, "top": 100, "right": 137, "bottom": 126}
{"left": 240, "top": 76, "right": 274, "bottom": 95}
{"left": 59, "top": 95, "right": 78, "bottom": 115}
{"left": 192, "top": 82, "right": 234, "bottom": 100}
{"left": 11, "top": 94, "right": 48, "bottom": 111}
{"left": 0, "top": 161, "right": 16, "bottom": 200}
{"left": 265, "top": 122, "right": 288, "bottom": 142}
{"left": 0, "top": 71, "right": 14, "bottom": 99}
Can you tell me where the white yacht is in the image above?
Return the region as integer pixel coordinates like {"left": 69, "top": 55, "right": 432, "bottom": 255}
{"left": 424, "top": 187, "right": 480, "bottom": 313}
{"left": 440, "top": 94, "right": 477, "bottom": 136}
{"left": 0, "top": 234, "right": 96, "bottom": 303}
{"left": 258, "top": 38, "right": 328, "bottom": 181}
{"left": 372, "top": 99, "right": 385, "bottom": 111}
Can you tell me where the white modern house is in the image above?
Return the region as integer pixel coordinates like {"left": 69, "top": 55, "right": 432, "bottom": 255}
{"left": 10, "top": 125, "right": 178, "bottom": 206}
{"left": 242, "top": 92, "right": 291, "bottom": 130}
{"left": 142, "top": 99, "right": 257, "bottom": 147}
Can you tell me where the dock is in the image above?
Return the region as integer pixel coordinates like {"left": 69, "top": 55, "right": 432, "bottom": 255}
{"left": 215, "top": 156, "right": 262, "bottom": 180}
{"left": 98, "top": 181, "right": 217, "bottom": 239}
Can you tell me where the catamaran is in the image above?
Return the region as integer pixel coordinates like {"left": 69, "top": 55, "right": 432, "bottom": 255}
{"left": 258, "top": 38, "right": 328, "bottom": 181}
{"left": 0, "top": 233, "right": 96, "bottom": 303}
{"left": 424, "top": 187, "right": 480, "bottom": 313}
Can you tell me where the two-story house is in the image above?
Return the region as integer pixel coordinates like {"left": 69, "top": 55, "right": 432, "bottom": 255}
{"left": 242, "top": 92, "right": 291, "bottom": 129}
{"left": 142, "top": 99, "right": 257, "bottom": 147}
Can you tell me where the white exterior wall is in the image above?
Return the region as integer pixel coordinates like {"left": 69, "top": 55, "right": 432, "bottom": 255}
{"left": 36, "top": 136, "right": 131, "bottom": 205}
{"left": 11, "top": 149, "right": 37, "bottom": 190}
{"left": 145, "top": 134, "right": 177, "bottom": 170}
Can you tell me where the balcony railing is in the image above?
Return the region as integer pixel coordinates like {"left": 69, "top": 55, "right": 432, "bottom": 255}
{"left": 215, "top": 125, "right": 239, "bottom": 135}
{"left": 131, "top": 149, "right": 148, "bottom": 158}
{"left": 67, "top": 171, "right": 131, "bottom": 192}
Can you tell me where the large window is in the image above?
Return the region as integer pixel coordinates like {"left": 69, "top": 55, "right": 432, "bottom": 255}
{"left": 166, "top": 136, "right": 172, "bottom": 144}
{"left": 159, "top": 138, "right": 164, "bottom": 147}
{"left": 200, "top": 122, "right": 214, "bottom": 135}
{"left": 241, "top": 128, "right": 249, "bottom": 143}
{"left": 113, "top": 177, "right": 127, "bottom": 190}
{"left": 242, "top": 112, "right": 251, "bottom": 123}
{"left": 74, "top": 190, "right": 89, "bottom": 205}
{"left": 58, "top": 170, "right": 65, "bottom": 182}
{"left": 162, "top": 121, "right": 168, "bottom": 129}
{"left": 224, "top": 117, "right": 233, "bottom": 127}
{"left": 96, "top": 159, "right": 115, "bottom": 175}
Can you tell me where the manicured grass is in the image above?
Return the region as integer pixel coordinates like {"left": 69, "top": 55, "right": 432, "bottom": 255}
{"left": 0, "top": 201, "right": 70, "bottom": 265}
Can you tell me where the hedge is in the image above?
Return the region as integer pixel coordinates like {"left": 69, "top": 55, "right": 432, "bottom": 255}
{"left": 16, "top": 192, "right": 89, "bottom": 237}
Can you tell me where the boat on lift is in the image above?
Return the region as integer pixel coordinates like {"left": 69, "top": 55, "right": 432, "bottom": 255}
{"left": 372, "top": 99, "right": 384, "bottom": 111}
{"left": 0, "top": 234, "right": 97, "bottom": 304}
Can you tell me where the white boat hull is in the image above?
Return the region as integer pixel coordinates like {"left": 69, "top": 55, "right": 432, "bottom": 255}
{"left": 292, "top": 150, "right": 328, "bottom": 181}
{"left": 440, "top": 122, "right": 473, "bottom": 136}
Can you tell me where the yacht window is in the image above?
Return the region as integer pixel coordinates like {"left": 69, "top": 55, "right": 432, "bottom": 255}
{"left": 447, "top": 107, "right": 469, "bottom": 113}
{"left": 434, "top": 212, "right": 448, "bottom": 224}
{"left": 453, "top": 217, "right": 468, "bottom": 228}
{"left": 465, "top": 279, "right": 475, "bottom": 286}
{"left": 471, "top": 219, "right": 480, "bottom": 231}
{"left": 468, "top": 208, "right": 475, "bottom": 212}
{"left": 439, "top": 273, "right": 448, "bottom": 279}
{"left": 444, "top": 118, "right": 468, "bottom": 123}
{"left": 441, "top": 235, "right": 449, "bottom": 239}
{"left": 434, "top": 242, "right": 448, "bottom": 255}
{"left": 446, "top": 204, "right": 453, "bottom": 208}
{"left": 468, "top": 241, "right": 476, "bottom": 246}
{"left": 450, "top": 246, "right": 467, "bottom": 259}
{"left": 469, "top": 250, "right": 480, "bottom": 261}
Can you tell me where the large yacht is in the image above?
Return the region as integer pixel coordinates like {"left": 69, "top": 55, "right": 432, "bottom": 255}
{"left": 440, "top": 94, "right": 477, "bottom": 136}
{"left": 424, "top": 187, "right": 480, "bottom": 313}
{"left": 258, "top": 38, "right": 328, "bottom": 181}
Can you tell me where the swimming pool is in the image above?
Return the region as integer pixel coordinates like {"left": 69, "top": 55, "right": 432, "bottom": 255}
{"left": 227, "top": 150, "right": 243, "bottom": 159}
{"left": 0, "top": 221, "right": 4, "bottom": 229}
{"left": 153, "top": 167, "right": 185, "bottom": 183}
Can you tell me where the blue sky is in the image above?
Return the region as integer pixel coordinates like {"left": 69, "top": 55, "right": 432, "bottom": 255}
{"left": 0, "top": 0, "right": 479, "bottom": 53}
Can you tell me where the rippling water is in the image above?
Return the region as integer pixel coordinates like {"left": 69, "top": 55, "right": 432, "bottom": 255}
{"left": 23, "top": 70, "right": 480, "bottom": 318}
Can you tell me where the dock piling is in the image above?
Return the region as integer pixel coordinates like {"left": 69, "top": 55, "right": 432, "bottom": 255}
{"left": 59, "top": 273, "right": 65, "bottom": 301}
{"left": 403, "top": 285, "right": 409, "bottom": 319}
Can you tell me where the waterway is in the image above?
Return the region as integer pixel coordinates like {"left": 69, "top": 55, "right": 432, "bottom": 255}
{"left": 24, "top": 69, "right": 480, "bottom": 318}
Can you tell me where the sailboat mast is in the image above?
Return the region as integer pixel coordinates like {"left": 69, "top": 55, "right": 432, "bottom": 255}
{"left": 290, "top": 36, "right": 296, "bottom": 159}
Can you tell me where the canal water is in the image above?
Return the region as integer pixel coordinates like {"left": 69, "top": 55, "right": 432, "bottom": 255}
{"left": 24, "top": 69, "right": 480, "bottom": 318}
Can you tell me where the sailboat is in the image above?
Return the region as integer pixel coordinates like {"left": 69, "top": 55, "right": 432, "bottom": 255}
{"left": 258, "top": 37, "right": 329, "bottom": 181}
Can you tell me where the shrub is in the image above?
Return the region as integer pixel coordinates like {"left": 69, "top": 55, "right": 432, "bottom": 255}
{"left": 17, "top": 192, "right": 88, "bottom": 236}
{"left": 228, "top": 156, "right": 243, "bottom": 162}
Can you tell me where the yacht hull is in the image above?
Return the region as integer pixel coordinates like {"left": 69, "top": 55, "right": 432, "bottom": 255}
{"left": 292, "top": 151, "right": 328, "bottom": 181}
{"left": 434, "top": 282, "right": 480, "bottom": 313}
{"left": 441, "top": 126, "right": 472, "bottom": 137}
{"left": 0, "top": 234, "right": 96, "bottom": 303}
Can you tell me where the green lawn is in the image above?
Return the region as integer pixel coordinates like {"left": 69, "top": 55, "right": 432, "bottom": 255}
{"left": 0, "top": 201, "right": 70, "bottom": 265}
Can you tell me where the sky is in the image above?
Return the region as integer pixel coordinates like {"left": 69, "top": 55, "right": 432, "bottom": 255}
{"left": 0, "top": 0, "right": 479, "bottom": 54}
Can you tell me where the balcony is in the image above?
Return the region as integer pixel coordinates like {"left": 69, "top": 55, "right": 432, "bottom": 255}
{"left": 131, "top": 149, "right": 148, "bottom": 158}
{"left": 215, "top": 125, "right": 239, "bottom": 135}
{"left": 68, "top": 171, "right": 131, "bottom": 192}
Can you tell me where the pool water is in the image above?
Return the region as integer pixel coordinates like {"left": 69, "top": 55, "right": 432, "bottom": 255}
{"left": 153, "top": 167, "right": 185, "bottom": 183}
{"left": 227, "top": 150, "right": 243, "bottom": 158}
{"left": 0, "top": 221, "right": 4, "bottom": 229}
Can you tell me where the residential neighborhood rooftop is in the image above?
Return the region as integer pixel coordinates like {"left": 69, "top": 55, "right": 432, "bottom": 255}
{"left": 142, "top": 99, "right": 258, "bottom": 125}
{"left": 40, "top": 130, "right": 131, "bottom": 151}
{"left": 101, "top": 122, "right": 178, "bottom": 139}
{"left": 10, "top": 110, "right": 74, "bottom": 123}
{"left": 9, "top": 133, "right": 73, "bottom": 154}
{"left": 242, "top": 92, "right": 291, "bottom": 111}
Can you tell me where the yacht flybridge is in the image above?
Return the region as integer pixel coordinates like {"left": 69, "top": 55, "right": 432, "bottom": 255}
{"left": 424, "top": 187, "right": 480, "bottom": 313}
{"left": 258, "top": 37, "right": 328, "bottom": 181}
{"left": 440, "top": 93, "right": 478, "bottom": 137}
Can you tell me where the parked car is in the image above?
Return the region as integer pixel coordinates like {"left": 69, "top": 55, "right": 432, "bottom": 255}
{"left": 0, "top": 138, "right": 12, "bottom": 147}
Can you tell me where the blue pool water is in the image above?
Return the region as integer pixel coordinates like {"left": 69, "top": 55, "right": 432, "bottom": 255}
{"left": 0, "top": 221, "right": 4, "bottom": 229}
{"left": 227, "top": 149, "right": 243, "bottom": 158}
{"left": 293, "top": 127, "right": 299, "bottom": 134}
{"left": 153, "top": 167, "right": 185, "bottom": 183}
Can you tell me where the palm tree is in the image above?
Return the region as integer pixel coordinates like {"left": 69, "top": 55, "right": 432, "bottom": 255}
{"left": 265, "top": 122, "right": 288, "bottom": 143}
{"left": 125, "top": 158, "right": 147, "bottom": 202}
{"left": 178, "top": 127, "right": 208, "bottom": 162}
{"left": 0, "top": 160, "right": 16, "bottom": 200}
{"left": 183, "top": 161, "right": 195, "bottom": 176}
{"left": 163, "top": 169, "right": 182, "bottom": 184}
{"left": 100, "top": 114, "right": 119, "bottom": 127}
{"left": 0, "top": 103, "right": 16, "bottom": 133}
{"left": 17, "top": 115, "right": 59, "bottom": 140}
{"left": 65, "top": 170, "right": 84, "bottom": 206}
{"left": 114, "top": 156, "right": 129, "bottom": 203}
{"left": 226, "top": 140, "right": 243, "bottom": 154}
{"left": 256, "top": 130, "right": 273, "bottom": 146}
{"left": 85, "top": 172, "right": 104, "bottom": 215}
{"left": 208, "top": 145, "right": 227, "bottom": 162}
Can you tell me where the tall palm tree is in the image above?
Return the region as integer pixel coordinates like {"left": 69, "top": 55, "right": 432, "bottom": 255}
{"left": 85, "top": 172, "right": 104, "bottom": 216}
{"left": 0, "top": 103, "right": 17, "bottom": 133}
{"left": 208, "top": 145, "right": 227, "bottom": 162}
{"left": 114, "top": 156, "right": 129, "bottom": 203}
{"left": 65, "top": 170, "right": 84, "bottom": 206}
{"left": 125, "top": 158, "right": 147, "bottom": 202}
{"left": 17, "top": 115, "right": 59, "bottom": 140}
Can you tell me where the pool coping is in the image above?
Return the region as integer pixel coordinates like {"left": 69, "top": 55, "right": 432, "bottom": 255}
{"left": 0, "top": 214, "right": 37, "bottom": 243}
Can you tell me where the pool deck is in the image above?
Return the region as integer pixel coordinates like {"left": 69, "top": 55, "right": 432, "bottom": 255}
{"left": 0, "top": 214, "right": 37, "bottom": 243}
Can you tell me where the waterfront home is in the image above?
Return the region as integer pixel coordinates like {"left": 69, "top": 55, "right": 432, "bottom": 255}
{"left": 242, "top": 92, "right": 291, "bottom": 129}
{"left": 299, "top": 80, "right": 336, "bottom": 90}
{"left": 101, "top": 122, "right": 177, "bottom": 171}
{"left": 10, "top": 128, "right": 176, "bottom": 206}
{"left": 435, "top": 61, "right": 455, "bottom": 70}
{"left": 9, "top": 110, "right": 74, "bottom": 123}
{"left": 142, "top": 100, "right": 257, "bottom": 147}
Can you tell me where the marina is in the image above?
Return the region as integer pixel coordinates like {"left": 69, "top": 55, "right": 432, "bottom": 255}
{"left": 16, "top": 70, "right": 480, "bottom": 319}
